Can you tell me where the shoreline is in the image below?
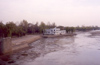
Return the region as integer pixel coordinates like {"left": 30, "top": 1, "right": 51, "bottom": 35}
{"left": 0, "top": 33, "right": 76, "bottom": 56}
{"left": 12, "top": 33, "right": 76, "bottom": 51}
{"left": 12, "top": 35, "right": 42, "bottom": 51}
{"left": 0, "top": 33, "right": 76, "bottom": 64}
{"left": 42, "top": 33, "right": 76, "bottom": 38}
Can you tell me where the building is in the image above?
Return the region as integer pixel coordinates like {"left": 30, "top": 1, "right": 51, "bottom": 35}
{"left": 43, "top": 27, "right": 66, "bottom": 35}
{"left": 60, "top": 30, "right": 66, "bottom": 35}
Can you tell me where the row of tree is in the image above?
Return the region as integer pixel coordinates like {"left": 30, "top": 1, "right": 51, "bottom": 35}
{"left": 75, "top": 26, "right": 100, "bottom": 31}
{"left": 0, "top": 20, "right": 56, "bottom": 38}
{"left": 0, "top": 20, "right": 100, "bottom": 38}
{"left": 57, "top": 25, "right": 100, "bottom": 33}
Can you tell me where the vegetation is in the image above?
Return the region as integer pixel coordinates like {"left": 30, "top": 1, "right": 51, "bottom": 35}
{"left": 0, "top": 20, "right": 56, "bottom": 38}
{"left": 0, "top": 20, "right": 100, "bottom": 38}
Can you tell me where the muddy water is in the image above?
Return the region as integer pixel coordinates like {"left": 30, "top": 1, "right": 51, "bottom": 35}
{"left": 1, "top": 31, "right": 100, "bottom": 65}
{"left": 22, "top": 32, "right": 100, "bottom": 65}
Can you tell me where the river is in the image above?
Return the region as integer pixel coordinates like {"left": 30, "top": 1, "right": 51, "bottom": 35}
{"left": 1, "top": 31, "right": 100, "bottom": 65}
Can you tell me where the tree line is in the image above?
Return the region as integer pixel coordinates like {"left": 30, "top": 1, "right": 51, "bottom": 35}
{"left": 56, "top": 25, "right": 100, "bottom": 33}
{"left": 0, "top": 20, "right": 56, "bottom": 38}
{"left": 0, "top": 20, "right": 100, "bottom": 38}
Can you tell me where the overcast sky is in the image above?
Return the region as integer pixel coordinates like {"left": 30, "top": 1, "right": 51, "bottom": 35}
{"left": 0, "top": 0, "right": 100, "bottom": 26}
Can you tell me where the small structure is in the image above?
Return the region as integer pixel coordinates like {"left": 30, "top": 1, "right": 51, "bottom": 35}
{"left": 43, "top": 27, "right": 66, "bottom": 35}
{"left": 61, "top": 30, "right": 66, "bottom": 35}
{"left": 0, "top": 37, "right": 12, "bottom": 55}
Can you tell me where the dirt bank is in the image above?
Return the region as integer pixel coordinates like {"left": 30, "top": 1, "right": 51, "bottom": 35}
{"left": 12, "top": 35, "right": 42, "bottom": 51}
{"left": 0, "top": 34, "right": 75, "bottom": 65}
{"left": 0, "top": 37, "right": 68, "bottom": 65}
{"left": 42, "top": 33, "right": 76, "bottom": 38}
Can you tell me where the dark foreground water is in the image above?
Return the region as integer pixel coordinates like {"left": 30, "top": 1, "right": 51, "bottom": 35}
{"left": 1, "top": 31, "right": 100, "bottom": 65}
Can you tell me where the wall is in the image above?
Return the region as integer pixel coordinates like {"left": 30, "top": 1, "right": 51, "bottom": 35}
{"left": 0, "top": 37, "right": 12, "bottom": 55}
{"left": 0, "top": 36, "right": 42, "bottom": 55}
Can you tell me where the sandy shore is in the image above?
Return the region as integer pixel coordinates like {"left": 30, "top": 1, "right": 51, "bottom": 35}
{"left": 12, "top": 35, "right": 42, "bottom": 51}
{"left": 0, "top": 35, "right": 65, "bottom": 65}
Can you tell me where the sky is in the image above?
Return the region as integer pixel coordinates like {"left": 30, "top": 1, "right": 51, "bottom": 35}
{"left": 0, "top": 0, "right": 100, "bottom": 26}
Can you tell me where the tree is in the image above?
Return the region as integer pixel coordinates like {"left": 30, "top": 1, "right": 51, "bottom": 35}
{"left": 19, "top": 20, "right": 28, "bottom": 35}
{"left": 70, "top": 27, "right": 75, "bottom": 33}
{"left": 34, "top": 22, "right": 39, "bottom": 33}
{"left": 57, "top": 26, "right": 65, "bottom": 30}
{"left": 51, "top": 22, "right": 56, "bottom": 28}
{"left": 0, "top": 22, "right": 5, "bottom": 37}
{"left": 39, "top": 21, "right": 46, "bottom": 33}
{"left": 46, "top": 22, "right": 51, "bottom": 28}
{"left": 5, "top": 22, "right": 17, "bottom": 37}
{"left": 27, "top": 23, "right": 35, "bottom": 34}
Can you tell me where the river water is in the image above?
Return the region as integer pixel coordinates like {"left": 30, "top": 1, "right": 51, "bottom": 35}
{"left": 1, "top": 31, "right": 100, "bottom": 65}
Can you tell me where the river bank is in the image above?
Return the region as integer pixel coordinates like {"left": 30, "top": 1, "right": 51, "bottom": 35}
{"left": 0, "top": 35, "right": 42, "bottom": 65}
{"left": 12, "top": 35, "right": 42, "bottom": 51}
{"left": 0, "top": 36, "right": 71, "bottom": 65}
{"left": 1, "top": 32, "right": 93, "bottom": 65}
{"left": 0, "top": 33, "right": 76, "bottom": 55}
{"left": 12, "top": 34, "right": 76, "bottom": 51}
{"left": 8, "top": 30, "right": 100, "bottom": 65}
{"left": 42, "top": 33, "right": 76, "bottom": 38}
{"left": 0, "top": 35, "right": 42, "bottom": 56}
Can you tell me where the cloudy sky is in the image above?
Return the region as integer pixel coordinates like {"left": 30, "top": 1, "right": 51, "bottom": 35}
{"left": 0, "top": 0, "right": 100, "bottom": 26}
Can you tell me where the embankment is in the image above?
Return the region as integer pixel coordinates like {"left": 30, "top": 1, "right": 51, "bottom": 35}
{"left": 12, "top": 35, "right": 42, "bottom": 51}
{"left": 12, "top": 34, "right": 76, "bottom": 51}
{"left": 0, "top": 35, "right": 42, "bottom": 55}
{"left": 42, "top": 33, "right": 76, "bottom": 38}
{"left": 0, "top": 34, "right": 76, "bottom": 55}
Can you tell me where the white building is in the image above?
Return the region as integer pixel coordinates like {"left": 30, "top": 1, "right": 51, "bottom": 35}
{"left": 61, "top": 30, "right": 66, "bottom": 35}
{"left": 43, "top": 27, "right": 66, "bottom": 35}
